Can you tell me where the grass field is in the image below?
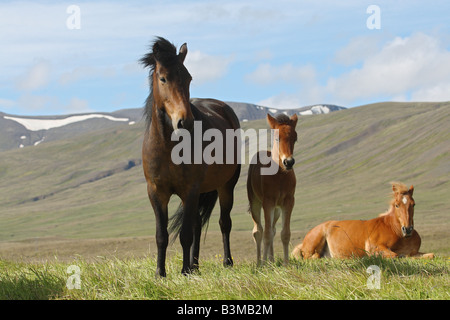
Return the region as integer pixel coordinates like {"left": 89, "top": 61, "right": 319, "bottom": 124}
{"left": 0, "top": 254, "right": 448, "bottom": 300}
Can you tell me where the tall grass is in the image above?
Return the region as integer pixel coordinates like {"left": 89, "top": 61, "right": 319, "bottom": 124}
{"left": 0, "top": 255, "right": 448, "bottom": 300}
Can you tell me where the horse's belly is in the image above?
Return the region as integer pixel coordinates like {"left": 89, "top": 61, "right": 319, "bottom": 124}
{"left": 200, "top": 163, "right": 238, "bottom": 192}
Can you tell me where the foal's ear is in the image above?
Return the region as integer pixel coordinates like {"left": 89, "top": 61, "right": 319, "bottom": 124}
{"left": 409, "top": 185, "right": 414, "bottom": 196}
{"left": 179, "top": 43, "right": 188, "bottom": 63}
{"left": 267, "top": 113, "right": 277, "bottom": 129}
{"left": 290, "top": 113, "right": 298, "bottom": 127}
{"left": 392, "top": 183, "right": 399, "bottom": 194}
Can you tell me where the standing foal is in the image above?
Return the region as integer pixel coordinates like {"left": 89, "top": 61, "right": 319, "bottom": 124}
{"left": 247, "top": 113, "right": 298, "bottom": 265}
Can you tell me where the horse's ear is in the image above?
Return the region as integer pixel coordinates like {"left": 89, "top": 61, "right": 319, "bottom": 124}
{"left": 290, "top": 113, "right": 298, "bottom": 127}
{"left": 392, "top": 183, "right": 398, "bottom": 194}
{"left": 267, "top": 113, "right": 277, "bottom": 129}
{"left": 179, "top": 43, "right": 188, "bottom": 63}
{"left": 409, "top": 185, "right": 414, "bottom": 196}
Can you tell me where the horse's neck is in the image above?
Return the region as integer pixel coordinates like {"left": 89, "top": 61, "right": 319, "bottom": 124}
{"left": 149, "top": 105, "right": 173, "bottom": 144}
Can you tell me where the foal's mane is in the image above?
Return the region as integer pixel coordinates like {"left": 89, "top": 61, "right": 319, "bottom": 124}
{"left": 273, "top": 113, "right": 293, "bottom": 125}
{"left": 140, "top": 37, "right": 179, "bottom": 126}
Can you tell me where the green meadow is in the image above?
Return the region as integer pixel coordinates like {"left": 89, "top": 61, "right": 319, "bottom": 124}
{"left": 0, "top": 101, "right": 449, "bottom": 299}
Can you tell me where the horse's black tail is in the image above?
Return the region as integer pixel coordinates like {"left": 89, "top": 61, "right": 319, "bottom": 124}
{"left": 169, "top": 190, "right": 218, "bottom": 242}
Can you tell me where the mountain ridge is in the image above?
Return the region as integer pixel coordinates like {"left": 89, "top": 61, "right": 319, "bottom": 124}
{"left": 0, "top": 102, "right": 344, "bottom": 151}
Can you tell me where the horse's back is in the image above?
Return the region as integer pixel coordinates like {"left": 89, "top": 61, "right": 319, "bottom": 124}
{"left": 190, "top": 98, "right": 240, "bottom": 130}
{"left": 300, "top": 219, "right": 369, "bottom": 258}
{"left": 189, "top": 98, "right": 241, "bottom": 193}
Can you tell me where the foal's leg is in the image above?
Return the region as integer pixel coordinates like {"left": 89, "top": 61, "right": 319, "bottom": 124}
{"left": 250, "top": 199, "right": 263, "bottom": 266}
{"left": 262, "top": 201, "right": 276, "bottom": 263}
{"left": 147, "top": 185, "right": 170, "bottom": 277}
{"left": 281, "top": 198, "right": 294, "bottom": 265}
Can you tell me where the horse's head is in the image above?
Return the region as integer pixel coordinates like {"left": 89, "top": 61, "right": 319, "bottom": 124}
{"left": 391, "top": 182, "right": 415, "bottom": 237}
{"left": 141, "top": 37, "right": 194, "bottom": 131}
{"left": 267, "top": 113, "right": 298, "bottom": 170}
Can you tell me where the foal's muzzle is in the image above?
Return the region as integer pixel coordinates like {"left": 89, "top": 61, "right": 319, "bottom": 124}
{"left": 401, "top": 226, "right": 414, "bottom": 237}
{"left": 283, "top": 157, "right": 295, "bottom": 170}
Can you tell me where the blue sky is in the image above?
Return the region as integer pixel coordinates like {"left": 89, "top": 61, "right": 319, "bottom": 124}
{"left": 1, "top": 0, "right": 450, "bottom": 115}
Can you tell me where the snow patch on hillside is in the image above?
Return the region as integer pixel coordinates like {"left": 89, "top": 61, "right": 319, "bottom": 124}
{"left": 3, "top": 114, "right": 129, "bottom": 131}
{"left": 299, "top": 105, "right": 330, "bottom": 116}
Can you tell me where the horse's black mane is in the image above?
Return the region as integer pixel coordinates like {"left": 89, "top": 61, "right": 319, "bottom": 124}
{"left": 140, "top": 37, "right": 180, "bottom": 126}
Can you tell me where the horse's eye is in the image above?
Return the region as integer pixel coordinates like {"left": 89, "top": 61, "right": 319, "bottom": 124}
{"left": 395, "top": 204, "right": 399, "bottom": 208}
{"left": 160, "top": 77, "right": 166, "bottom": 84}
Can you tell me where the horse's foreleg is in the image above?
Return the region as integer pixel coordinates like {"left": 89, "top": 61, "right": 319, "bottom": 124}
{"left": 372, "top": 245, "right": 398, "bottom": 258}
{"left": 262, "top": 202, "right": 276, "bottom": 263}
{"left": 281, "top": 198, "right": 294, "bottom": 265}
{"left": 147, "top": 185, "right": 170, "bottom": 277}
{"left": 410, "top": 252, "right": 435, "bottom": 259}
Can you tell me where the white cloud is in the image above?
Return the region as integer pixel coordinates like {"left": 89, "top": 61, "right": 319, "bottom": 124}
{"left": 16, "top": 60, "right": 51, "bottom": 91}
{"left": 334, "top": 35, "right": 384, "bottom": 66}
{"left": 258, "top": 93, "right": 303, "bottom": 109}
{"left": 185, "top": 51, "right": 233, "bottom": 85}
{"left": 0, "top": 98, "right": 16, "bottom": 110}
{"left": 259, "top": 32, "right": 450, "bottom": 108}
{"left": 246, "top": 63, "right": 316, "bottom": 86}
{"left": 410, "top": 83, "right": 450, "bottom": 101}
{"left": 327, "top": 32, "right": 450, "bottom": 104}
{"left": 64, "top": 97, "right": 92, "bottom": 114}
{"left": 59, "top": 66, "right": 116, "bottom": 85}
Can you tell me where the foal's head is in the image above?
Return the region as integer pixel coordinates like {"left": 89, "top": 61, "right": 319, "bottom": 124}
{"left": 141, "top": 37, "right": 194, "bottom": 131}
{"left": 267, "top": 113, "right": 298, "bottom": 170}
{"left": 391, "top": 182, "right": 415, "bottom": 237}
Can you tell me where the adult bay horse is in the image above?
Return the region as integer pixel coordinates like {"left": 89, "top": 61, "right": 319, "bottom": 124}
{"left": 293, "top": 182, "right": 434, "bottom": 259}
{"left": 247, "top": 113, "right": 298, "bottom": 265}
{"left": 141, "top": 37, "right": 241, "bottom": 276}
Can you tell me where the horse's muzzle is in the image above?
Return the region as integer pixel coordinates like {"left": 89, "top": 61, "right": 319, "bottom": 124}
{"left": 174, "top": 117, "right": 194, "bottom": 132}
{"left": 401, "top": 226, "right": 414, "bottom": 237}
{"left": 283, "top": 157, "right": 295, "bottom": 170}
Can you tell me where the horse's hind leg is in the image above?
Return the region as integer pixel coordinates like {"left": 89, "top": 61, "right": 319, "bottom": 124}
{"left": 179, "top": 192, "right": 200, "bottom": 275}
{"left": 217, "top": 165, "right": 240, "bottom": 268}
{"left": 300, "top": 223, "right": 328, "bottom": 259}
{"left": 250, "top": 199, "right": 263, "bottom": 266}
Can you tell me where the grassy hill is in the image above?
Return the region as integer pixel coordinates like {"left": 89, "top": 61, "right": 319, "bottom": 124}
{"left": 0, "top": 101, "right": 449, "bottom": 262}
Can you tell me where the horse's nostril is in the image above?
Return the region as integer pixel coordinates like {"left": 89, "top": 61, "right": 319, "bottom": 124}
{"left": 283, "top": 158, "right": 295, "bottom": 169}
{"left": 177, "top": 119, "right": 184, "bottom": 129}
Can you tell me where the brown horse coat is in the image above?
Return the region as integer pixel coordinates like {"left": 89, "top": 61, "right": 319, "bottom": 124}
{"left": 248, "top": 114, "right": 298, "bottom": 265}
{"left": 293, "top": 183, "right": 434, "bottom": 259}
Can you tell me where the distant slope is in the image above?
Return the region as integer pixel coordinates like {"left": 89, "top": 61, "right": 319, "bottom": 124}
{"left": 0, "top": 102, "right": 344, "bottom": 151}
{"left": 0, "top": 101, "right": 448, "bottom": 257}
